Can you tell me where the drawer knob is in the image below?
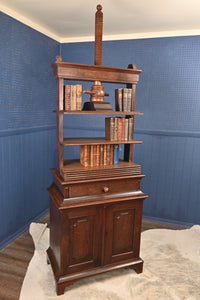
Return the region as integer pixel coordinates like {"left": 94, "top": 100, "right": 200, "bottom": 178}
{"left": 103, "top": 186, "right": 109, "bottom": 193}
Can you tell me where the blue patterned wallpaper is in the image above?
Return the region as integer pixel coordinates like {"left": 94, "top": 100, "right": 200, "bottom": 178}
{"left": 61, "top": 37, "right": 200, "bottom": 226}
{"left": 0, "top": 12, "right": 58, "bottom": 247}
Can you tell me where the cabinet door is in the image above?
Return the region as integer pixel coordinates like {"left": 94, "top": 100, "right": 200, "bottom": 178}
{"left": 104, "top": 200, "right": 143, "bottom": 265}
{"left": 61, "top": 206, "right": 102, "bottom": 274}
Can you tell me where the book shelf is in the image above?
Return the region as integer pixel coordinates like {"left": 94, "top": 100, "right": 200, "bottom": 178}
{"left": 52, "top": 59, "right": 144, "bottom": 175}
{"left": 47, "top": 5, "right": 148, "bottom": 296}
{"left": 62, "top": 138, "right": 142, "bottom": 146}
{"left": 55, "top": 110, "right": 143, "bottom": 115}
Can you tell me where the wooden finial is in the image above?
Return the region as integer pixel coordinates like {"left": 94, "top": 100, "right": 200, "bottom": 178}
{"left": 97, "top": 4, "right": 102, "bottom": 11}
{"left": 56, "top": 56, "right": 62, "bottom": 62}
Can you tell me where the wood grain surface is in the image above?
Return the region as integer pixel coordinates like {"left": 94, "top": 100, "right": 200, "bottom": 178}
{"left": 0, "top": 214, "right": 185, "bottom": 299}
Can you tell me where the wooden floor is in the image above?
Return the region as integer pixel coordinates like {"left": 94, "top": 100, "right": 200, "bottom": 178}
{"left": 0, "top": 214, "right": 186, "bottom": 300}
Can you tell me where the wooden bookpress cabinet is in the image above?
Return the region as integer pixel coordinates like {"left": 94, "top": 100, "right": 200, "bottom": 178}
{"left": 47, "top": 5, "right": 148, "bottom": 295}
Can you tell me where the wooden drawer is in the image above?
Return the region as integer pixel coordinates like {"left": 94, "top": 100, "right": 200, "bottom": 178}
{"left": 68, "top": 178, "right": 141, "bottom": 198}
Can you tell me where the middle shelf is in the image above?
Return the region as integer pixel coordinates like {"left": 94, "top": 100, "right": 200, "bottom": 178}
{"left": 61, "top": 138, "right": 143, "bottom": 146}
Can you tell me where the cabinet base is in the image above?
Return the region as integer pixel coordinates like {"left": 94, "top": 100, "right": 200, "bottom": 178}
{"left": 47, "top": 247, "right": 143, "bottom": 296}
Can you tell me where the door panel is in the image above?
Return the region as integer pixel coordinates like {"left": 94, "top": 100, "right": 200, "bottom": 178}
{"left": 61, "top": 206, "right": 102, "bottom": 274}
{"left": 69, "top": 215, "right": 94, "bottom": 265}
{"left": 104, "top": 200, "right": 143, "bottom": 265}
{"left": 112, "top": 208, "right": 135, "bottom": 255}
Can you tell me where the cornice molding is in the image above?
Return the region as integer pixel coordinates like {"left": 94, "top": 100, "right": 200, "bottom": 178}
{"left": 0, "top": 3, "right": 61, "bottom": 42}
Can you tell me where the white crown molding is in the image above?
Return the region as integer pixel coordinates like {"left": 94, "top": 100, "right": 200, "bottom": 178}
{"left": 60, "top": 30, "right": 200, "bottom": 43}
{"left": 0, "top": 3, "right": 61, "bottom": 42}
{"left": 1, "top": 3, "right": 200, "bottom": 44}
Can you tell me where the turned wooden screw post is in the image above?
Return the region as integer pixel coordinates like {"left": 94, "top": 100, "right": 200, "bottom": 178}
{"left": 83, "top": 4, "right": 109, "bottom": 103}
{"left": 95, "top": 4, "right": 103, "bottom": 66}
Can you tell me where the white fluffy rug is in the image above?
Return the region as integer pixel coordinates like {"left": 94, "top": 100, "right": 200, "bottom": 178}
{"left": 20, "top": 223, "right": 200, "bottom": 300}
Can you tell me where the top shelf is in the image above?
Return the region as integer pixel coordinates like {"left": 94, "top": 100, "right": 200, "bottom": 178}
{"left": 51, "top": 61, "right": 142, "bottom": 84}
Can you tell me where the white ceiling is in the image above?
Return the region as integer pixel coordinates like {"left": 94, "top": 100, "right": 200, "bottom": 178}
{"left": 1, "top": 0, "right": 200, "bottom": 43}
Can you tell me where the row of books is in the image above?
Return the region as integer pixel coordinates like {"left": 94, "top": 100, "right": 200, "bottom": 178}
{"left": 80, "top": 144, "right": 119, "bottom": 167}
{"left": 63, "top": 84, "right": 82, "bottom": 111}
{"left": 105, "top": 117, "right": 133, "bottom": 141}
{"left": 115, "top": 88, "right": 132, "bottom": 112}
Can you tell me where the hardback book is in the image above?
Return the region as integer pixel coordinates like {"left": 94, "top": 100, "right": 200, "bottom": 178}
{"left": 122, "top": 88, "right": 128, "bottom": 111}
{"left": 93, "top": 145, "right": 97, "bottom": 167}
{"left": 100, "top": 144, "right": 104, "bottom": 166}
{"left": 64, "top": 85, "right": 71, "bottom": 111}
{"left": 103, "top": 144, "right": 107, "bottom": 166}
{"left": 124, "top": 118, "right": 129, "bottom": 140}
{"left": 115, "top": 88, "right": 123, "bottom": 111}
{"left": 121, "top": 117, "right": 125, "bottom": 140}
{"left": 106, "top": 144, "right": 111, "bottom": 165}
{"left": 76, "top": 84, "right": 82, "bottom": 111}
{"left": 84, "top": 145, "right": 88, "bottom": 167}
{"left": 110, "top": 145, "right": 114, "bottom": 165}
{"left": 70, "top": 85, "right": 77, "bottom": 111}
{"left": 80, "top": 145, "right": 84, "bottom": 166}
{"left": 96, "top": 145, "right": 100, "bottom": 167}
{"left": 127, "top": 89, "right": 132, "bottom": 112}
{"left": 87, "top": 145, "right": 90, "bottom": 166}
{"left": 128, "top": 117, "right": 134, "bottom": 140}
{"left": 113, "top": 144, "right": 119, "bottom": 165}
{"left": 105, "top": 117, "right": 115, "bottom": 140}
{"left": 117, "top": 117, "right": 122, "bottom": 141}
{"left": 90, "top": 145, "right": 94, "bottom": 167}
{"left": 114, "top": 117, "right": 118, "bottom": 141}
{"left": 80, "top": 145, "right": 89, "bottom": 167}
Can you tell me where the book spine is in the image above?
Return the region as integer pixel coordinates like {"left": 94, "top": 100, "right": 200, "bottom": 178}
{"left": 122, "top": 88, "right": 128, "bottom": 111}
{"left": 105, "top": 118, "right": 111, "bottom": 140}
{"left": 128, "top": 117, "right": 134, "bottom": 140}
{"left": 113, "top": 144, "right": 119, "bottom": 165}
{"left": 67, "top": 85, "right": 71, "bottom": 111}
{"left": 80, "top": 145, "right": 84, "bottom": 166}
{"left": 64, "top": 85, "right": 71, "bottom": 111}
{"left": 114, "top": 117, "right": 118, "bottom": 141}
{"left": 115, "top": 88, "right": 123, "bottom": 111}
{"left": 83, "top": 145, "right": 88, "bottom": 167}
{"left": 93, "top": 145, "right": 97, "bottom": 167}
{"left": 76, "top": 84, "right": 82, "bottom": 111}
{"left": 127, "top": 88, "right": 132, "bottom": 112}
{"left": 103, "top": 145, "right": 107, "bottom": 166}
{"left": 70, "top": 85, "right": 77, "bottom": 111}
{"left": 100, "top": 144, "right": 104, "bottom": 166}
{"left": 117, "top": 117, "right": 122, "bottom": 141}
{"left": 121, "top": 117, "right": 125, "bottom": 141}
{"left": 87, "top": 145, "right": 90, "bottom": 167}
{"left": 106, "top": 144, "right": 111, "bottom": 166}
{"left": 105, "top": 117, "right": 115, "bottom": 141}
{"left": 90, "top": 145, "right": 94, "bottom": 167}
{"left": 96, "top": 144, "right": 100, "bottom": 167}
{"left": 110, "top": 145, "right": 114, "bottom": 166}
{"left": 124, "top": 118, "right": 129, "bottom": 140}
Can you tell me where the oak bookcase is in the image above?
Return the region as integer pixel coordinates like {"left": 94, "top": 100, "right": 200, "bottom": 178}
{"left": 47, "top": 56, "right": 148, "bottom": 295}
